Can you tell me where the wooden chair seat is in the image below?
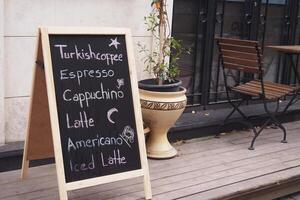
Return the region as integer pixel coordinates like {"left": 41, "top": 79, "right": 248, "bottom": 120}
{"left": 232, "top": 80, "right": 299, "bottom": 100}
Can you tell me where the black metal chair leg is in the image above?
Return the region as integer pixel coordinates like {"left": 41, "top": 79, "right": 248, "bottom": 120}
{"left": 215, "top": 99, "right": 246, "bottom": 138}
{"left": 248, "top": 119, "right": 270, "bottom": 150}
{"left": 281, "top": 92, "right": 299, "bottom": 115}
{"left": 262, "top": 97, "right": 289, "bottom": 145}
{"left": 276, "top": 91, "right": 299, "bottom": 143}
{"left": 215, "top": 107, "right": 236, "bottom": 138}
{"left": 249, "top": 135, "right": 258, "bottom": 150}
{"left": 274, "top": 122, "right": 287, "bottom": 143}
{"left": 269, "top": 116, "right": 287, "bottom": 143}
{"left": 248, "top": 127, "right": 259, "bottom": 150}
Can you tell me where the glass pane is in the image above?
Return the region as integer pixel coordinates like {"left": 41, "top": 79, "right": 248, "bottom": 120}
{"left": 172, "top": 0, "right": 201, "bottom": 103}
{"left": 210, "top": 0, "right": 245, "bottom": 103}
{"left": 260, "top": 2, "right": 286, "bottom": 82}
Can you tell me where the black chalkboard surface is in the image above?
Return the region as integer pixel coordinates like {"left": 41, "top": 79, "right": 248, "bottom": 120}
{"left": 49, "top": 34, "right": 141, "bottom": 183}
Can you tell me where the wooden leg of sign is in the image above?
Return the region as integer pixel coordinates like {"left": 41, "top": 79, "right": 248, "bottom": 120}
{"left": 140, "top": 144, "right": 152, "bottom": 199}
{"left": 144, "top": 169, "right": 152, "bottom": 200}
{"left": 58, "top": 187, "right": 68, "bottom": 200}
{"left": 21, "top": 110, "right": 30, "bottom": 179}
{"left": 21, "top": 155, "right": 29, "bottom": 179}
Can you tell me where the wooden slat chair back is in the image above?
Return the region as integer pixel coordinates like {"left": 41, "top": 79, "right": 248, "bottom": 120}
{"left": 218, "top": 38, "right": 262, "bottom": 74}
{"left": 215, "top": 37, "right": 299, "bottom": 150}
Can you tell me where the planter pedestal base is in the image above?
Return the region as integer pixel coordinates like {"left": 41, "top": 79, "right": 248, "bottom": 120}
{"left": 139, "top": 88, "right": 186, "bottom": 159}
{"left": 146, "top": 142, "right": 177, "bottom": 159}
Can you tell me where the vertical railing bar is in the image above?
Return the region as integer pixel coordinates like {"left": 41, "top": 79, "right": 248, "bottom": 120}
{"left": 261, "top": 0, "right": 269, "bottom": 53}
{"left": 276, "top": 0, "right": 288, "bottom": 83}
{"left": 285, "top": 0, "right": 299, "bottom": 84}
{"left": 239, "top": 0, "right": 252, "bottom": 99}
{"left": 190, "top": 0, "right": 202, "bottom": 106}
{"left": 296, "top": 7, "right": 300, "bottom": 85}
{"left": 291, "top": 0, "right": 300, "bottom": 85}
{"left": 247, "top": 0, "right": 253, "bottom": 39}
{"left": 214, "top": 0, "right": 226, "bottom": 103}
{"left": 200, "top": 0, "right": 217, "bottom": 109}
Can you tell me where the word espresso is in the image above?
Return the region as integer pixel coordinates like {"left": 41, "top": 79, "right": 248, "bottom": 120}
{"left": 54, "top": 44, "right": 123, "bottom": 66}
{"left": 60, "top": 68, "right": 115, "bottom": 86}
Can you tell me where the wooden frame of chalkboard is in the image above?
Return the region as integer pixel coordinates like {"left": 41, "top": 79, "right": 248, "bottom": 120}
{"left": 21, "top": 27, "right": 152, "bottom": 200}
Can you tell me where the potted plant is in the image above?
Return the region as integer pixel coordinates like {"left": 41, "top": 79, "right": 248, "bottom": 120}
{"left": 138, "top": 0, "right": 189, "bottom": 159}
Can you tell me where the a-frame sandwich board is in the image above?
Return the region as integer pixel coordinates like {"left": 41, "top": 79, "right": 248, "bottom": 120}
{"left": 21, "top": 27, "right": 152, "bottom": 200}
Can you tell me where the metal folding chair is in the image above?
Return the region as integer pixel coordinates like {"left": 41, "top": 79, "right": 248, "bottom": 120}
{"left": 215, "top": 37, "right": 299, "bottom": 150}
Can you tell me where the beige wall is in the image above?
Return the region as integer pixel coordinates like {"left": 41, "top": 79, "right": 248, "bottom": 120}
{"left": 0, "top": 0, "right": 4, "bottom": 145}
{"left": 1, "top": 0, "right": 174, "bottom": 143}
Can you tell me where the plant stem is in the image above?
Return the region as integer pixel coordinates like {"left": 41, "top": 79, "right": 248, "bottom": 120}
{"left": 158, "top": 0, "right": 165, "bottom": 85}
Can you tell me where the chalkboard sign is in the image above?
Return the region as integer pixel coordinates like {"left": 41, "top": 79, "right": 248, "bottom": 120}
{"left": 49, "top": 34, "right": 141, "bottom": 182}
{"left": 20, "top": 27, "right": 151, "bottom": 200}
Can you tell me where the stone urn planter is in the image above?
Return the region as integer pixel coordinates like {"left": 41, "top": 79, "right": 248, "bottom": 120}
{"left": 139, "top": 87, "right": 187, "bottom": 159}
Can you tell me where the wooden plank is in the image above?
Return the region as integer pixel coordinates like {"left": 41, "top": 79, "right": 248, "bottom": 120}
{"left": 267, "top": 45, "right": 300, "bottom": 54}
{"left": 4, "top": 147, "right": 300, "bottom": 199}
{"left": 254, "top": 80, "right": 298, "bottom": 91}
{"left": 2, "top": 187, "right": 59, "bottom": 200}
{"left": 101, "top": 130, "right": 300, "bottom": 199}
{"left": 233, "top": 84, "right": 283, "bottom": 99}
{"left": 181, "top": 167, "right": 300, "bottom": 200}
{"left": 0, "top": 135, "right": 296, "bottom": 199}
{"left": 0, "top": 164, "right": 56, "bottom": 185}
{"left": 148, "top": 159, "right": 300, "bottom": 200}
{"left": 82, "top": 148, "right": 300, "bottom": 200}
{"left": 150, "top": 137, "right": 297, "bottom": 177}
{"left": 231, "top": 87, "right": 260, "bottom": 97}
{"left": 0, "top": 126, "right": 299, "bottom": 187}
{"left": 223, "top": 62, "right": 260, "bottom": 73}
{"left": 219, "top": 43, "right": 258, "bottom": 54}
{"left": 150, "top": 125, "right": 300, "bottom": 171}
{"left": 221, "top": 50, "right": 259, "bottom": 60}
{"left": 239, "top": 83, "right": 285, "bottom": 97}
{"left": 68, "top": 133, "right": 300, "bottom": 199}
{"left": 150, "top": 138, "right": 300, "bottom": 180}
{"left": 223, "top": 56, "right": 260, "bottom": 68}
{"left": 0, "top": 176, "right": 58, "bottom": 199}
{"left": 215, "top": 37, "right": 258, "bottom": 47}
{"left": 246, "top": 82, "right": 294, "bottom": 94}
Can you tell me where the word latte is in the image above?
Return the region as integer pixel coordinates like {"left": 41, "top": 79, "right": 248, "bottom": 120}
{"left": 69, "top": 149, "right": 127, "bottom": 173}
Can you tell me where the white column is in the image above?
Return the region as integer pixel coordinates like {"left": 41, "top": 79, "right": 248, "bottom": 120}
{"left": 0, "top": 0, "right": 5, "bottom": 145}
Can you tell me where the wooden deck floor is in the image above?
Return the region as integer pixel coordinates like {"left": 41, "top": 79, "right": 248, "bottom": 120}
{"left": 1, "top": 121, "right": 300, "bottom": 200}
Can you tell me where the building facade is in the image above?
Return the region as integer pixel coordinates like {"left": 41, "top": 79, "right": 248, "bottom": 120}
{"left": 1, "top": 0, "right": 299, "bottom": 145}
{"left": 0, "top": 0, "right": 174, "bottom": 145}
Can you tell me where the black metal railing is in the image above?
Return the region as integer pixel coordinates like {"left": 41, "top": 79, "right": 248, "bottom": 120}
{"left": 172, "top": 0, "right": 300, "bottom": 108}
